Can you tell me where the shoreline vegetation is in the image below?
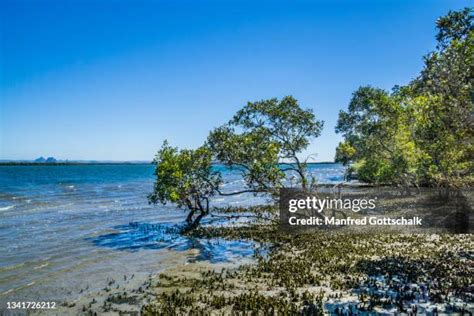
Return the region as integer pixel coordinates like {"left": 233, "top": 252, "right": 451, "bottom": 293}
{"left": 138, "top": 8, "right": 473, "bottom": 315}
{"left": 334, "top": 8, "right": 473, "bottom": 188}
{"left": 59, "top": 202, "right": 473, "bottom": 315}
{"left": 145, "top": 8, "right": 473, "bottom": 232}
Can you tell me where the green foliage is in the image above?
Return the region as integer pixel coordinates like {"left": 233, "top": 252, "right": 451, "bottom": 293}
{"left": 334, "top": 141, "right": 356, "bottom": 166}
{"left": 412, "top": 8, "right": 474, "bottom": 186}
{"left": 207, "top": 125, "right": 284, "bottom": 196}
{"left": 335, "top": 86, "right": 414, "bottom": 184}
{"left": 230, "top": 96, "right": 324, "bottom": 160}
{"left": 148, "top": 141, "right": 221, "bottom": 227}
{"left": 336, "top": 7, "right": 474, "bottom": 187}
{"left": 435, "top": 7, "right": 473, "bottom": 49}
{"left": 208, "top": 96, "right": 324, "bottom": 192}
{"left": 150, "top": 97, "right": 324, "bottom": 227}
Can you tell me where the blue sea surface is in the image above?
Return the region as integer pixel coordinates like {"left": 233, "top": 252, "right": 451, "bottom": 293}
{"left": 0, "top": 163, "right": 345, "bottom": 304}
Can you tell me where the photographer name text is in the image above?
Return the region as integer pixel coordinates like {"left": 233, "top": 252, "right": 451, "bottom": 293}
{"left": 288, "top": 216, "right": 422, "bottom": 226}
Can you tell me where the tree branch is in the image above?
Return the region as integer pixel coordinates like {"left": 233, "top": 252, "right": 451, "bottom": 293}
{"left": 209, "top": 212, "right": 279, "bottom": 224}
{"left": 215, "top": 188, "right": 267, "bottom": 196}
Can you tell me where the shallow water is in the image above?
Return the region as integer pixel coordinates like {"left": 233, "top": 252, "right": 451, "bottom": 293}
{"left": 0, "top": 163, "right": 344, "bottom": 306}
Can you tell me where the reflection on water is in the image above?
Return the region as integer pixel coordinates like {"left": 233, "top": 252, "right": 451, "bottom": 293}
{"left": 89, "top": 221, "right": 267, "bottom": 263}
{"left": 0, "top": 163, "right": 344, "bottom": 306}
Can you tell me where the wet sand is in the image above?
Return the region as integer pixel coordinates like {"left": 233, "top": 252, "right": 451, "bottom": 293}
{"left": 35, "top": 249, "right": 195, "bottom": 316}
{"left": 42, "top": 249, "right": 254, "bottom": 315}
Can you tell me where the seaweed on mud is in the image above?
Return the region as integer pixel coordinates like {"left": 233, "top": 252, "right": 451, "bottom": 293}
{"left": 143, "top": 222, "right": 473, "bottom": 315}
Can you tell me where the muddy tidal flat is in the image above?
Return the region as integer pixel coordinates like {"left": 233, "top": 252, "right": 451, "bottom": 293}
{"left": 1, "top": 164, "right": 472, "bottom": 315}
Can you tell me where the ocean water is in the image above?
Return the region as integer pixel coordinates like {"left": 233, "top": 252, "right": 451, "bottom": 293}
{"left": 0, "top": 163, "right": 344, "bottom": 306}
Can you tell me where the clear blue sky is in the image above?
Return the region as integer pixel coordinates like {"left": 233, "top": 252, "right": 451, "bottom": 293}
{"left": 0, "top": 0, "right": 470, "bottom": 161}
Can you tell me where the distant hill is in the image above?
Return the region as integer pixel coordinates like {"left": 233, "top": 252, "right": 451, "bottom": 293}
{"left": 34, "top": 156, "right": 57, "bottom": 163}
{"left": 34, "top": 156, "right": 46, "bottom": 162}
{"left": 0, "top": 159, "right": 152, "bottom": 166}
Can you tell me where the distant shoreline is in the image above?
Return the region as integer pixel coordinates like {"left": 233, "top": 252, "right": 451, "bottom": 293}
{"left": 0, "top": 161, "right": 339, "bottom": 166}
{"left": 0, "top": 162, "right": 152, "bottom": 166}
